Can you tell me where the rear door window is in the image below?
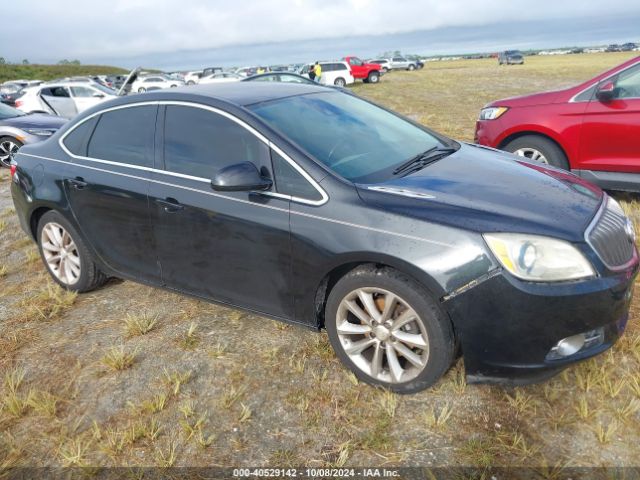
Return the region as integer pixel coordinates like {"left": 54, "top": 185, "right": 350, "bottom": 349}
{"left": 62, "top": 116, "right": 99, "bottom": 156}
{"left": 163, "top": 105, "right": 270, "bottom": 179}
{"left": 87, "top": 106, "right": 157, "bottom": 167}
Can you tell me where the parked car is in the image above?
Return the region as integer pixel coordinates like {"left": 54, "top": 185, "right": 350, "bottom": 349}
{"left": 367, "top": 59, "right": 392, "bottom": 73}
{"left": 300, "top": 61, "right": 355, "bottom": 87}
{"left": 0, "top": 102, "right": 66, "bottom": 167}
{"left": 105, "top": 75, "right": 127, "bottom": 90}
{"left": 234, "top": 66, "right": 259, "bottom": 77}
{"left": 476, "top": 56, "right": 640, "bottom": 191}
{"left": 606, "top": 44, "right": 622, "bottom": 52}
{"left": 242, "top": 73, "right": 315, "bottom": 84}
{"left": 621, "top": 43, "right": 638, "bottom": 52}
{"left": 3, "top": 80, "right": 42, "bottom": 89}
{"left": 498, "top": 50, "right": 524, "bottom": 65}
{"left": 16, "top": 82, "right": 119, "bottom": 119}
{"left": 11, "top": 83, "right": 637, "bottom": 393}
{"left": 202, "top": 67, "right": 224, "bottom": 77}
{"left": 389, "top": 56, "right": 418, "bottom": 71}
{"left": 131, "top": 75, "right": 184, "bottom": 93}
{"left": 1, "top": 84, "right": 25, "bottom": 107}
{"left": 342, "top": 56, "right": 382, "bottom": 83}
{"left": 184, "top": 70, "right": 203, "bottom": 85}
{"left": 199, "top": 73, "right": 242, "bottom": 84}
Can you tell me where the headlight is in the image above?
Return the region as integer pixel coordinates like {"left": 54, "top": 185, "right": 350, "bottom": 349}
{"left": 24, "top": 129, "right": 54, "bottom": 137}
{"left": 484, "top": 233, "right": 595, "bottom": 281}
{"left": 479, "top": 107, "right": 509, "bottom": 120}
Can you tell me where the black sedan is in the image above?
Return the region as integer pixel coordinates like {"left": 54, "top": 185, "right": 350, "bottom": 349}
{"left": 0, "top": 103, "right": 67, "bottom": 168}
{"left": 10, "top": 83, "right": 637, "bottom": 393}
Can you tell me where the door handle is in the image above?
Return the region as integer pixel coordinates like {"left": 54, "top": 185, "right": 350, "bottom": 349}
{"left": 155, "top": 198, "right": 184, "bottom": 213}
{"left": 67, "top": 177, "right": 88, "bottom": 190}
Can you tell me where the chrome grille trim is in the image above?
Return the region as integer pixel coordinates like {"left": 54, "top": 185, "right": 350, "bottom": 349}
{"left": 585, "top": 195, "right": 637, "bottom": 271}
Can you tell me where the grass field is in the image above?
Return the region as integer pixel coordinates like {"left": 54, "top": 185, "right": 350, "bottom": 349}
{"left": 1, "top": 52, "right": 640, "bottom": 472}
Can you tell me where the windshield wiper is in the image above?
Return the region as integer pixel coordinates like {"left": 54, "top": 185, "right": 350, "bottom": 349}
{"left": 392, "top": 146, "right": 456, "bottom": 176}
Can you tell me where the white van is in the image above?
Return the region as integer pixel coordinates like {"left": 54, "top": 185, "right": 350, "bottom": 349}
{"left": 300, "top": 61, "right": 355, "bottom": 87}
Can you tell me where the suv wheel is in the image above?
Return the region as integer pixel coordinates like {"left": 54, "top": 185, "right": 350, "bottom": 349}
{"left": 367, "top": 71, "right": 380, "bottom": 84}
{"left": 37, "top": 211, "right": 108, "bottom": 292}
{"left": 334, "top": 77, "right": 346, "bottom": 87}
{"left": 0, "top": 136, "right": 22, "bottom": 168}
{"left": 325, "top": 266, "right": 455, "bottom": 393}
{"left": 503, "top": 135, "right": 569, "bottom": 170}
{"left": 408, "top": 64, "right": 415, "bottom": 71}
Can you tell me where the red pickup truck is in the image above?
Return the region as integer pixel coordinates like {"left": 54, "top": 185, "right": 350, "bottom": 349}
{"left": 342, "top": 56, "right": 382, "bottom": 84}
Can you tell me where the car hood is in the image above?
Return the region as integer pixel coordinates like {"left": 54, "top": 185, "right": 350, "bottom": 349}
{"left": 0, "top": 113, "right": 67, "bottom": 130}
{"left": 485, "top": 88, "right": 570, "bottom": 108}
{"left": 356, "top": 143, "right": 603, "bottom": 242}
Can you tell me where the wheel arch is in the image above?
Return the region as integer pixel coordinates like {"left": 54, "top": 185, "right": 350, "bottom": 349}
{"left": 497, "top": 130, "right": 571, "bottom": 166}
{"left": 29, "top": 206, "right": 53, "bottom": 240}
{"left": 312, "top": 254, "right": 447, "bottom": 329}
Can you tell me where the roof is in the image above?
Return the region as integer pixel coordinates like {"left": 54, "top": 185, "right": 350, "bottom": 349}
{"left": 134, "top": 82, "right": 330, "bottom": 107}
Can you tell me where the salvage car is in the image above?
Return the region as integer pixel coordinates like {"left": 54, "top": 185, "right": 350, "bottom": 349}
{"left": 10, "top": 83, "right": 638, "bottom": 393}
{"left": 0, "top": 102, "right": 66, "bottom": 167}
{"left": 476, "top": 55, "right": 640, "bottom": 192}
{"left": 16, "top": 82, "right": 118, "bottom": 119}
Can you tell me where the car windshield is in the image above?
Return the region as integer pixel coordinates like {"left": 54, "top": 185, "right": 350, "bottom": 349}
{"left": 250, "top": 91, "right": 449, "bottom": 183}
{"left": 0, "top": 102, "right": 25, "bottom": 120}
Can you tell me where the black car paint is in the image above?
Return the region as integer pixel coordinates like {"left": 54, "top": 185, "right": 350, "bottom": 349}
{"left": 0, "top": 113, "right": 67, "bottom": 131}
{"left": 10, "top": 83, "right": 638, "bottom": 384}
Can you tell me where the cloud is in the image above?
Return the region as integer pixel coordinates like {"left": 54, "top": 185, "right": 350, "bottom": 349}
{"left": 2, "top": 0, "right": 639, "bottom": 63}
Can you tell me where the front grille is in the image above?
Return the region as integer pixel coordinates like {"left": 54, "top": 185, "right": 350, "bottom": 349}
{"left": 587, "top": 198, "right": 635, "bottom": 270}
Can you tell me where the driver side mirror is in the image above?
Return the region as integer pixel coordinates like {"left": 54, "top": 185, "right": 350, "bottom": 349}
{"left": 211, "top": 162, "right": 272, "bottom": 192}
{"left": 596, "top": 81, "right": 616, "bottom": 102}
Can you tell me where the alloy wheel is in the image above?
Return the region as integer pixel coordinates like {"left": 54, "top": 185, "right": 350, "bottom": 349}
{"left": 335, "top": 287, "right": 429, "bottom": 384}
{"left": 0, "top": 139, "right": 20, "bottom": 168}
{"left": 41, "top": 222, "right": 81, "bottom": 285}
{"left": 513, "top": 147, "right": 548, "bottom": 164}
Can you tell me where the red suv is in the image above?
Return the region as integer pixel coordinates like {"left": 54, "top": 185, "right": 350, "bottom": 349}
{"left": 475, "top": 56, "right": 640, "bottom": 191}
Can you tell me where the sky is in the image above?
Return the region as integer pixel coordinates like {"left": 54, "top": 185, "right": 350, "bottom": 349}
{"left": 2, "top": 0, "right": 640, "bottom": 70}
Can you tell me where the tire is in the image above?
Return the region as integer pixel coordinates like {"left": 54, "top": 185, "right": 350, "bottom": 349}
{"left": 381, "top": 67, "right": 388, "bottom": 73}
{"left": 408, "top": 64, "right": 415, "bottom": 71}
{"left": 37, "top": 211, "right": 108, "bottom": 293}
{"left": 367, "top": 71, "right": 380, "bottom": 84}
{"left": 503, "top": 135, "right": 569, "bottom": 170}
{"left": 334, "top": 77, "right": 346, "bottom": 87}
{"left": 138, "top": 87, "right": 146, "bottom": 93}
{"left": 325, "top": 265, "right": 455, "bottom": 394}
{"left": 0, "top": 136, "right": 23, "bottom": 168}
{"left": 187, "top": 81, "right": 195, "bottom": 85}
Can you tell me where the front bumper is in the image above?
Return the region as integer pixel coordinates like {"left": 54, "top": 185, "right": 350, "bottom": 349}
{"left": 445, "top": 265, "right": 637, "bottom": 385}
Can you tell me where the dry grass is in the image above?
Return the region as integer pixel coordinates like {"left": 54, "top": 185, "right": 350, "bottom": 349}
{"left": 1, "top": 52, "right": 640, "bottom": 469}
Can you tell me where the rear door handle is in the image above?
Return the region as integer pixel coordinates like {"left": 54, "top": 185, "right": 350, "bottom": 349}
{"left": 155, "top": 198, "right": 184, "bottom": 213}
{"left": 67, "top": 177, "right": 88, "bottom": 190}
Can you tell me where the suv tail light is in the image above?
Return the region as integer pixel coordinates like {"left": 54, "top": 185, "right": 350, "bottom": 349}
{"left": 15, "top": 99, "right": 23, "bottom": 108}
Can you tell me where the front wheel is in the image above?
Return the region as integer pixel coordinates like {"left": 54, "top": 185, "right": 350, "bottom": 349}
{"left": 367, "top": 71, "right": 380, "bottom": 84}
{"left": 138, "top": 87, "right": 146, "bottom": 93}
{"left": 503, "top": 135, "right": 569, "bottom": 170}
{"left": 334, "top": 77, "right": 346, "bottom": 87}
{"left": 37, "top": 211, "right": 108, "bottom": 292}
{"left": 325, "top": 266, "right": 455, "bottom": 393}
{"left": 0, "top": 136, "right": 22, "bottom": 168}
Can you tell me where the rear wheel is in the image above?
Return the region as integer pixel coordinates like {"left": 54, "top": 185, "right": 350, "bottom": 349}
{"left": 334, "top": 77, "right": 346, "bottom": 87}
{"left": 503, "top": 135, "right": 569, "bottom": 170}
{"left": 408, "top": 64, "right": 415, "bottom": 71}
{"left": 325, "top": 266, "right": 455, "bottom": 393}
{"left": 138, "top": 87, "right": 146, "bottom": 93}
{"left": 37, "top": 211, "right": 108, "bottom": 292}
{"left": 0, "top": 136, "right": 22, "bottom": 168}
{"left": 367, "top": 71, "right": 380, "bottom": 84}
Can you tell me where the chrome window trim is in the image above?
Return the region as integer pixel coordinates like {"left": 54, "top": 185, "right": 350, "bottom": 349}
{"left": 18, "top": 152, "right": 451, "bottom": 248}
{"left": 58, "top": 100, "right": 328, "bottom": 206}
{"left": 569, "top": 60, "right": 640, "bottom": 103}
{"left": 584, "top": 194, "right": 638, "bottom": 271}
